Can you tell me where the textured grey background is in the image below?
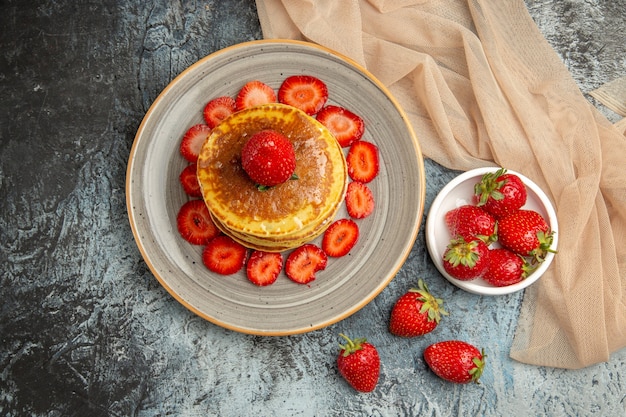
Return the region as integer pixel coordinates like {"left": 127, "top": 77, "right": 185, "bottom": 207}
{"left": 1, "top": 1, "right": 624, "bottom": 416}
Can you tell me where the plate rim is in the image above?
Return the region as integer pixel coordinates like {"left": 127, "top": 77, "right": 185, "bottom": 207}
{"left": 125, "top": 39, "right": 426, "bottom": 335}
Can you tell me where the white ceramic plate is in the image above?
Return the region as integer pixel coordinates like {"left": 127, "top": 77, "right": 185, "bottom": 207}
{"left": 425, "top": 167, "right": 558, "bottom": 295}
{"left": 126, "top": 40, "right": 425, "bottom": 335}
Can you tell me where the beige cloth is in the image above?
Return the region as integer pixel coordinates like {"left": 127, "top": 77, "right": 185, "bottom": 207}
{"left": 255, "top": 0, "right": 626, "bottom": 369}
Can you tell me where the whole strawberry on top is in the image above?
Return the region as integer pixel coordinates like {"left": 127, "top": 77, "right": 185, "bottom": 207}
{"left": 241, "top": 129, "right": 297, "bottom": 189}
{"left": 337, "top": 333, "right": 380, "bottom": 393}
{"left": 498, "top": 209, "right": 556, "bottom": 263}
{"left": 442, "top": 237, "right": 490, "bottom": 280}
{"left": 473, "top": 168, "right": 527, "bottom": 219}
{"left": 445, "top": 205, "right": 496, "bottom": 244}
{"left": 424, "top": 340, "right": 486, "bottom": 384}
{"left": 389, "top": 279, "right": 449, "bottom": 337}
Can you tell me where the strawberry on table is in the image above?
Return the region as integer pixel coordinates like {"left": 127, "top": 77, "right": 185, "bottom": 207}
{"left": 278, "top": 75, "right": 328, "bottom": 115}
{"left": 285, "top": 244, "right": 328, "bottom": 284}
{"left": 444, "top": 204, "right": 496, "bottom": 244}
{"left": 389, "top": 279, "right": 448, "bottom": 337}
{"left": 176, "top": 199, "right": 221, "bottom": 245}
{"left": 424, "top": 340, "right": 486, "bottom": 384}
{"left": 203, "top": 96, "right": 236, "bottom": 128}
{"left": 180, "top": 123, "right": 212, "bottom": 163}
{"left": 316, "top": 104, "right": 364, "bottom": 147}
{"left": 337, "top": 333, "right": 380, "bottom": 393}
{"left": 322, "top": 218, "right": 359, "bottom": 257}
{"left": 202, "top": 235, "right": 248, "bottom": 275}
{"left": 473, "top": 167, "right": 527, "bottom": 219}
{"left": 235, "top": 80, "right": 277, "bottom": 111}
{"left": 346, "top": 140, "right": 380, "bottom": 183}
{"left": 497, "top": 209, "right": 556, "bottom": 262}
{"left": 179, "top": 164, "right": 202, "bottom": 197}
{"left": 246, "top": 250, "right": 283, "bottom": 286}
{"left": 345, "top": 181, "right": 375, "bottom": 219}
{"left": 483, "top": 248, "right": 535, "bottom": 287}
{"left": 442, "top": 237, "right": 490, "bottom": 280}
{"left": 241, "top": 129, "right": 297, "bottom": 188}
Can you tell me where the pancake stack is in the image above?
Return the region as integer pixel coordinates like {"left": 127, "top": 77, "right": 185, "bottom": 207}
{"left": 197, "top": 103, "right": 347, "bottom": 252}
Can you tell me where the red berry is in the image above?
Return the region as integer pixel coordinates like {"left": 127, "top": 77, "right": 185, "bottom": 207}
{"left": 442, "top": 237, "right": 490, "bottom": 280}
{"left": 473, "top": 168, "right": 527, "bottom": 218}
{"left": 202, "top": 235, "right": 248, "bottom": 275}
{"left": 203, "top": 96, "right": 236, "bottom": 128}
{"left": 180, "top": 124, "right": 211, "bottom": 163}
{"left": 497, "top": 209, "right": 556, "bottom": 262}
{"left": 483, "top": 248, "right": 535, "bottom": 287}
{"left": 322, "top": 218, "right": 359, "bottom": 257}
{"left": 278, "top": 75, "right": 328, "bottom": 115}
{"left": 285, "top": 244, "right": 328, "bottom": 284}
{"left": 179, "top": 164, "right": 202, "bottom": 197}
{"left": 316, "top": 105, "right": 364, "bottom": 147}
{"left": 346, "top": 140, "right": 379, "bottom": 183}
{"left": 389, "top": 279, "right": 448, "bottom": 337}
{"left": 241, "top": 129, "right": 296, "bottom": 188}
{"left": 246, "top": 251, "right": 283, "bottom": 286}
{"left": 345, "top": 181, "right": 375, "bottom": 219}
{"left": 337, "top": 334, "right": 380, "bottom": 392}
{"left": 424, "top": 340, "right": 486, "bottom": 384}
{"left": 176, "top": 200, "right": 220, "bottom": 245}
{"left": 444, "top": 205, "right": 496, "bottom": 244}
{"left": 235, "top": 80, "right": 276, "bottom": 111}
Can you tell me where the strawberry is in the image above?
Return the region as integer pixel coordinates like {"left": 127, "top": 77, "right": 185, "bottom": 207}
{"left": 483, "top": 248, "right": 536, "bottom": 287}
{"left": 336, "top": 333, "right": 380, "bottom": 392}
{"left": 444, "top": 205, "right": 496, "bottom": 244}
{"left": 235, "top": 80, "right": 277, "bottom": 111}
{"left": 346, "top": 140, "right": 380, "bottom": 183}
{"left": 473, "top": 168, "right": 527, "bottom": 218}
{"left": 180, "top": 124, "right": 212, "bottom": 163}
{"left": 246, "top": 250, "right": 283, "bottom": 286}
{"left": 285, "top": 244, "right": 328, "bottom": 284}
{"left": 497, "top": 209, "right": 556, "bottom": 262}
{"left": 202, "top": 235, "right": 248, "bottom": 275}
{"left": 241, "top": 129, "right": 297, "bottom": 188}
{"left": 176, "top": 200, "right": 220, "bottom": 245}
{"left": 278, "top": 75, "right": 328, "bottom": 115}
{"left": 322, "top": 218, "right": 359, "bottom": 257}
{"left": 345, "top": 181, "right": 375, "bottom": 219}
{"left": 203, "top": 96, "right": 236, "bottom": 128}
{"left": 424, "top": 340, "right": 486, "bottom": 384}
{"left": 179, "top": 164, "right": 202, "bottom": 197}
{"left": 442, "top": 237, "right": 490, "bottom": 281}
{"left": 316, "top": 105, "right": 364, "bottom": 147}
{"left": 389, "top": 279, "right": 448, "bottom": 337}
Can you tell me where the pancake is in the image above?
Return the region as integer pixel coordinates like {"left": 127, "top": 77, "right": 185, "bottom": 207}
{"left": 197, "top": 103, "right": 347, "bottom": 252}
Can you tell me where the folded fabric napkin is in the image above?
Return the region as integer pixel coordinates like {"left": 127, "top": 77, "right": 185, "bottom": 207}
{"left": 255, "top": 0, "right": 626, "bottom": 369}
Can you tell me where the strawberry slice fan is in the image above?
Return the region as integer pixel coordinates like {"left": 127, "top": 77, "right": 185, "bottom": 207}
{"left": 255, "top": 0, "right": 626, "bottom": 369}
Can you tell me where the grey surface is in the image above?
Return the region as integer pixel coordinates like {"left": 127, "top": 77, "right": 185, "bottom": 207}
{"left": 1, "top": 1, "right": 624, "bottom": 416}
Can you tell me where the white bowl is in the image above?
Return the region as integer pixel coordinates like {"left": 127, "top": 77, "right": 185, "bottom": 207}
{"left": 425, "top": 167, "right": 558, "bottom": 295}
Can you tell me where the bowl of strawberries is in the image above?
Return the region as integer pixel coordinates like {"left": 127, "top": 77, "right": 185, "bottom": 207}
{"left": 425, "top": 167, "right": 558, "bottom": 295}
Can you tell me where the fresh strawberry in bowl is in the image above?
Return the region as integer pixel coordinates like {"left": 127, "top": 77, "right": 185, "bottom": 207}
{"left": 425, "top": 167, "right": 558, "bottom": 295}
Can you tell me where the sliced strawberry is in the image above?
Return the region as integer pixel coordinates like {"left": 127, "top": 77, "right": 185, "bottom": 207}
{"left": 235, "top": 80, "right": 277, "bottom": 111}
{"left": 180, "top": 123, "right": 211, "bottom": 163}
{"left": 346, "top": 140, "right": 379, "bottom": 183}
{"left": 285, "top": 244, "right": 328, "bottom": 284}
{"left": 322, "top": 218, "right": 359, "bottom": 257}
{"left": 179, "top": 164, "right": 202, "bottom": 197}
{"left": 176, "top": 200, "right": 220, "bottom": 245}
{"left": 203, "top": 96, "right": 236, "bottom": 128}
{"left": 345, "top": 181, "right": 375, "bottom": 219}
{"left": 246, "top": 250, "right": 283, "bottom": 286}
{"left": 202, "top": 235, "right": 248, "bottom": 275}
{"left": 278, "top": 75, "right": 328, "bottom": 115}
{"left": 316, "top": 105, "right": 364, "bottom": 147}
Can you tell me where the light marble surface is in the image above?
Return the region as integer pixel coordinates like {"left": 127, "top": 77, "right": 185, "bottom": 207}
{"left": 1, "top": 1, "right": 624, "bottom": 416}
